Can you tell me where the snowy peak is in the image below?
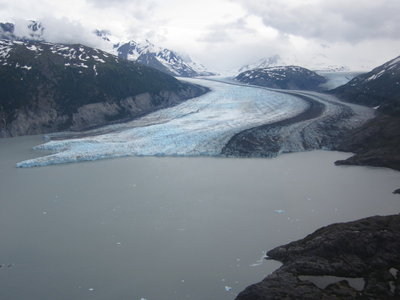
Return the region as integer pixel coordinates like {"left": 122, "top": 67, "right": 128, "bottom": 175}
{"left": 238, "top": 55, "right": 282, "bottom": 73}
{"left": 92, "top": 29, "right": 215, "bottom": 77}
{"left": 239, "top": 54, "right": 350, "bottom": 73}
{"left": 1, "top": 20, "right": 215, "bottom": 78}
{"left": 114, "top": 39, "right": 215, "bottom": 77}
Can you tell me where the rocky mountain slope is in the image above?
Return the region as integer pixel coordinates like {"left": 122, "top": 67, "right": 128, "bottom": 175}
{"left": 236, "top": 214, "right": 400, "bottom": 300}
{"left": 332, "top": 56, "right": 400, "bottom": 171}
{"left": 1, "top": 21, "right": 215, "bottom": 78}
{"left": 0, "top": 39, "right": 208, "bottom": 137}
{"left": 113, "top": 39, "right": 215, "bottom": 77}
{"left": 235, "top": 66, "right": 327, "bottom": 90}
{"left": 332, "top": 56, "right": 400, "bottom": 116}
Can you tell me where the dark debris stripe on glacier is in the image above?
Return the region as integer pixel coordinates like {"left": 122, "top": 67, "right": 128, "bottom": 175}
{"left": 219, "top": 80, "right": 374, "bottom": 158}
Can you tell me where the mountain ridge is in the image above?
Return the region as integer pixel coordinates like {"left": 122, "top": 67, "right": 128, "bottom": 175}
{"left": 235, "top": 65, "right": 327, "bottom": 90}
{"left": 0, "top": 38, "right": 208, "bottom": 137}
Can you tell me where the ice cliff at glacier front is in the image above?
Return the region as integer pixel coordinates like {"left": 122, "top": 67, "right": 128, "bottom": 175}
{"left": 16, "top": 78, "right": 373, "bottom": 167}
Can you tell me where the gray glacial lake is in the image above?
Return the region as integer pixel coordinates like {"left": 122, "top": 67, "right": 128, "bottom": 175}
{"left": 1, "top": 135, "right": 400, "bottom": 300}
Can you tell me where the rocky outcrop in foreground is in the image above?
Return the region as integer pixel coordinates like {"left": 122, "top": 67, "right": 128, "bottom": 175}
{"left": 236, "top": 214, "right": 400, "bottom": 300}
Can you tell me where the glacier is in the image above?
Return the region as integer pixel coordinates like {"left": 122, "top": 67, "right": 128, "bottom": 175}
{"left": 17, "top": 78, "right": 310, "bottom": 167}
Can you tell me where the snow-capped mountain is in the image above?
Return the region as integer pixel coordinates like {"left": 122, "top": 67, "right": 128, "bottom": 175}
{"left": 333, "top": 55, "right": 400, "bottom": 115}
{"left": 239, "top": 54, "right": 349, "bottom": 73}
{"left": 235, "top": 65, "right": 327, "bottom": 90}
{"left": 112, "top": 39, "right": 215, "bottom": 77}
{"left": 1, "top": 21, "right": 215, "bottom": 78}
{"left": 0, "top": 38, "right": 207, "bottom": 137}
{"left": 238, "top": 55, "right": 283, "bottom": 73}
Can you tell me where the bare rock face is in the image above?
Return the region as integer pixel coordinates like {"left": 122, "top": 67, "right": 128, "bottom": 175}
{"left": 236, "top": 214, "right": 400, "bottom": 300}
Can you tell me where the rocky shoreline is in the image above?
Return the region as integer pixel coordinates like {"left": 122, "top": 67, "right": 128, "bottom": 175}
{"left": 236, "top": 214, "right": 400, "bottom": 299}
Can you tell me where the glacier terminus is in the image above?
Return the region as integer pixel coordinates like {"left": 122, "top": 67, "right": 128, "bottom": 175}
{"left": 16, "top": 78, "right": 374, "bottom": 168}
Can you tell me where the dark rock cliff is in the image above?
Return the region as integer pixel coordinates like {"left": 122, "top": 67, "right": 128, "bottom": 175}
{"left": 236, "top": 214, "right": 400, "bottom": 300}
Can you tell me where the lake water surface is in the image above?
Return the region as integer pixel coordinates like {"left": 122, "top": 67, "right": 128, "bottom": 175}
{"left": 1, "top": 135, "right": 400, "bottom": 300}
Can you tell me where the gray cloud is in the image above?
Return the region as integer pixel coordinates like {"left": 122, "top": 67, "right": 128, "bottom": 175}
{"left": 232, "top": 0, "right": 400, "bottom": 42}
{"left": 13, "top": 17, "right": 108, "bottom": 50}
{"left": 198, "top": 17, "right": 256, "bottom": 44}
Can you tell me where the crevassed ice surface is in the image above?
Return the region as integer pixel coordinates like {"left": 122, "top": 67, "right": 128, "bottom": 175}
{"left": 17, "top": 78, "right": 309, "bottom": 167}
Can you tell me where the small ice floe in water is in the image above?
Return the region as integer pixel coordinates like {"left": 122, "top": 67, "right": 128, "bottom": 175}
{"left": 88, "top": 288, "right": 94, "bottom": 292}
{"left": 42, "top": 211, "right": 47, "bottom": 215}
{"left": 224, "top": 286, "right": 232, "bottom": 292}
{"left": 250, "top": 251, "right": 267, "bottom": 267}
{"left": 116, "top": 242, "right": 121, "bottom": 246}
{"left": 181, "top": 279, "right": 185, "bottom": 283}
{"left": 140, "top": 298, "right": 147, "bottom": 300}
{"left": 274, "top": 209, "right": 285, "bottom": 214}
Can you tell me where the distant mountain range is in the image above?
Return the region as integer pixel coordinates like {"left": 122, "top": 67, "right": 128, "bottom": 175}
{"left": 0, "top": 21, "right": 215, "bottom": 77}
{"left": 0, "top": 38, "right": 208, "bottom": 137}
{"left": 95, "top": 28, "right": 215, "bottom": 77}
{"left": 235, "top": 66, "right": 326, "bottom": 90}
{"left": 112, "top": 39, "right": 215, "bottom": 77}
{"left": 239, "top": 55, "right": 350, "bottom": 73}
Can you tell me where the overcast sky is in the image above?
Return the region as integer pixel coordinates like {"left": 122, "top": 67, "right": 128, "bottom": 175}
{"left": 0, "top": 0, "right": 399, "bottom": 72}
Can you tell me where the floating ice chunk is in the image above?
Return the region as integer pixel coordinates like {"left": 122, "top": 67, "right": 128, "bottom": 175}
{"left": 274, "top": 209, "right": 285, "bottom": 214}
{"left": 88, "top": 288, "right": 94, "bottom": 291}
{"left": 224, "top": 286, "right": 232, "bottom": 292}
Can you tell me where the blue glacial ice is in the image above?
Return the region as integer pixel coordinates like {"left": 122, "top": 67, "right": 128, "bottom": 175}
{"left": 17, "top": 78, "right": 310, "bottom": 167}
